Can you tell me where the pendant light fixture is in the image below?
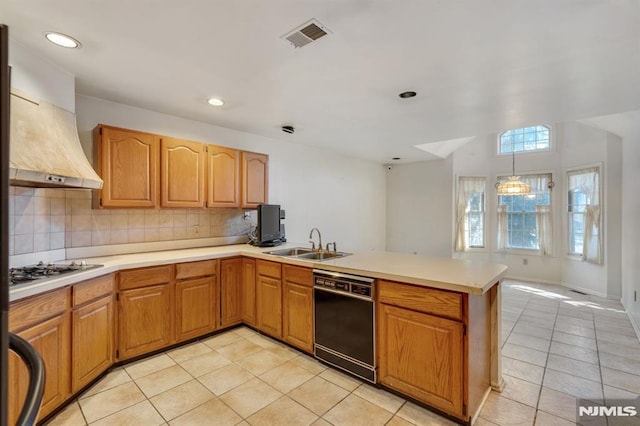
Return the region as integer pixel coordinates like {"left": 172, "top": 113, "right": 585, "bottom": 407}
{"left": 496, "top": 151, "right": 531, "bottom": 196}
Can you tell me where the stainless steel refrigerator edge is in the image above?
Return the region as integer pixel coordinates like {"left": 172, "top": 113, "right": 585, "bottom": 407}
{"left": 1, "top": 23, "right": 11, "bottom": 426}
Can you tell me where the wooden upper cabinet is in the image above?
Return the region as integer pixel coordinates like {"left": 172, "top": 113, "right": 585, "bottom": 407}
{"left": 95, "top": 125, "right": 159, "bottom": 208}
{"left": 207, "top": 145, "right": 241, "bottom": 208}
{"left": 161, "top": 137, "right": 206, "bottom": 208}
{"left": 241, "top": 151, "right": 268, "bottom": 208}
{"left": 95, "top": 124, "right": 269, "bottom": 210}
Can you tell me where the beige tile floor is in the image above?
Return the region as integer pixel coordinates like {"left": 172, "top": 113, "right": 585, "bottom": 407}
{"left": 45, "top": 280, "right": 640, "bottom": 425}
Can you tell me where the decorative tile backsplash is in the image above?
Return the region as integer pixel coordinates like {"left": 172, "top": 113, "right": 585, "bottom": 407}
{"left": 9, "top": 186, "right": 253, "bottom": 256}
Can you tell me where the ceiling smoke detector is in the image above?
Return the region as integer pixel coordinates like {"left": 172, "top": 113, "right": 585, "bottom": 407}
{"left": 282, "top": 19, "right": 330, "bottom": 48}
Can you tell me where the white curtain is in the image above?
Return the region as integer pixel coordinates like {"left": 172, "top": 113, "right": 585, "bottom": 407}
{"left": 454, "top": 177, "right": 485, "bottom": 252}
{"left": 569, "top": 167, "right": 601, "bottom": 264}
{"left": 536, "top": 205, "right": 553, "bottom": 256}
{"left": 496, "top": 204, "right": 508, "bottom": 252}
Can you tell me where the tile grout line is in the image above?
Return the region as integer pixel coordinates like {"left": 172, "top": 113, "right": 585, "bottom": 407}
{"left": 592, "top": 308, "right": 610, "bottom": 426}
{"left": 530, "top": 296, "right": 560, "bottom": 425}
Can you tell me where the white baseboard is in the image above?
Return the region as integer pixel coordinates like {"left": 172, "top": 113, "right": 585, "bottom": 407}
{"left": 629, "top": 313, "right": 640, "bottom": 342}
{"left": 560, "top": 282, "right": 609, "bottom": 299}
{"left": 503, "top": 275, "right": 562, "bottom": 286}
{"left": 620, "top": 299, "right": 640, "bottom": 342}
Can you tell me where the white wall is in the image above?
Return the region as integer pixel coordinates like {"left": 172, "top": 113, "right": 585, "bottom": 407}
{"left": 621, "top": 127, "right": 640, "bottom": 331}
{"left": 75, "top": 95, "right": 386, "bottom": 252}
{"left": 606, "top": 132, "right": 623, "bottom": 298}
{"left": 385, "top": 159, "right": 453, "bottom": 257}
{"left": 557, "top": 122, "right": 622, "bottom": 297}
{"left": 9, "top": 41, "right": 75, "bottom": 112}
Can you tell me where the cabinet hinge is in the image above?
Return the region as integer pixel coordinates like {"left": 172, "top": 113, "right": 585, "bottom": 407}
{"left": 463, "top": 324, "right": 467, "bottom": 336}
{"left": 99, "top": 127, "right": 102, "bottom": 135}
{"left": 115, "top": 349, "right": 119, "bottom": 358}
{"left": 116, "top": 293, "right": 119, "bottom": 302}
{"left": 99, "top": 198, "right": 103, "bottom": 207}
{"left": 463, "top": 403, "right": 467, "bottom": 416}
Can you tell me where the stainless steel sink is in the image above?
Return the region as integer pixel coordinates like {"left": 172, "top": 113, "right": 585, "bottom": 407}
{"left": 296, "top": 251, "right": 349, "bottom": 261}
{"left": 266, "top": 247, "right": 315, "bottom": 256}
{"left": 266, "top": 247, "right": 351, "bottom": 262}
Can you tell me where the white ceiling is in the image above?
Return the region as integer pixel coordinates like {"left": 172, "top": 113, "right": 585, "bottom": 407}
{"left": 2, "top": 0, "right": 639, "bottom": 163}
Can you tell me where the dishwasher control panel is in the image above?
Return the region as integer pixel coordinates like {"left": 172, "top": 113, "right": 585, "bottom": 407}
{"left": 313, "top": 270, "right": 374, "bottom": 298}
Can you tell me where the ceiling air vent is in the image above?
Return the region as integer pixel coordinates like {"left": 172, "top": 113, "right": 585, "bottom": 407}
{"left": 282, "top": 19, "right": 330, "bottom": 48}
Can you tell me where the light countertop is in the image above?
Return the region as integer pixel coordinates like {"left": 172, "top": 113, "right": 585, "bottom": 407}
{"left": 9, "top": 243, "right": 507, "bottom": 301}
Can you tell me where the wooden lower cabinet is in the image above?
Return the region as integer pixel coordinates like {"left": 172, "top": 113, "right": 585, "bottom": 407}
{"left": 118, "top": 283, "right": 172, "bottom": 360}
{"left": 241, "top": 258, "right": 257, "bottom": 326}
{"left": 282, "top": 265, "right": 313, "bottom": 353}
{"left": 220, "top": 258, "right": 243, "bottom": 326}
{"left": 378, "top": 304, "right": 464, "bottom": 418}
{"left": 175, "top": 277, "right": 217, "bottom": 341}
{"left": 71, "top": 294, "right": 114, "bottom": 392}
{"left": 9, "top": 311, "right": 71, "bottom": 424}
{"left": 256, "top": 260, "right": 282, "bottom": 338}
{"left": 257, "top": 275, "right": 282, "bottom": 338}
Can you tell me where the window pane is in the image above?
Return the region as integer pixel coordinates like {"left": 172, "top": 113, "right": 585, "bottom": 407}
{"left": 498, "top": 172, "right": 551, "bottom": 250}
{"left": 499, "top": 125, "right": 550, "bottom": 154}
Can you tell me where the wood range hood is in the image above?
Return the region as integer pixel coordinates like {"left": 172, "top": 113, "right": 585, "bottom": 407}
{"left": 9, "top": 89, "right": 103, "bottom": 189}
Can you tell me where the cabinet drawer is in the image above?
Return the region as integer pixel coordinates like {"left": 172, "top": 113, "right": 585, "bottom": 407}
{"left": 257, "top": 260, "right": 281, "bottom": 279}
{"left": 378, "top": 280, "right": 463, "bottom": 321}
{"left": 73, "top": 274, "right": 114, "bottom": 307}
{"left": 175, "top": 260, "right": 217, "bottom": 280}
{"left": 283, "top": 265, "right": 313, "bottom": 287}
{"left": 119, "top": 265, "right": 171, "bottom": 290}
{"left": 9, "top": 287, "right": 70, "bottom": 331}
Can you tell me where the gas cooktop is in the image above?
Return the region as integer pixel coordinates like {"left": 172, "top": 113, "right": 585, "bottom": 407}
{"left": 9, "top": 261, "right": 102, "bottom": 287}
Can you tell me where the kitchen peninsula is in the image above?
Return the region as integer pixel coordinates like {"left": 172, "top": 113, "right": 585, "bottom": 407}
{"left": 8, "top": 243, "right": 507, "bottom": 424}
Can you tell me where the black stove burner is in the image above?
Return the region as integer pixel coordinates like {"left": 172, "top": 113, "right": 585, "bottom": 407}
{"left": 9, "top": 261, "right": 102, "bottom": 286}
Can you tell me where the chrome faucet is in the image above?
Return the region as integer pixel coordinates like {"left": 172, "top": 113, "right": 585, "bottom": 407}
{"left": 309, "top": 227, "right": 323, "bottom": 252}
{"left": 326, "top": 242, "right": 337, "bottom": 253}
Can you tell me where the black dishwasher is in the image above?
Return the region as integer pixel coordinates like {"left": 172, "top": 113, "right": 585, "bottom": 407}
{"left": 313, "top": 269, "right": 375, "bottom": 383}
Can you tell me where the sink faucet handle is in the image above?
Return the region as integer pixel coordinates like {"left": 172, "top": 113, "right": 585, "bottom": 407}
{"left": 309, "top": 240, "right": 316, "bottom": 251}
{"left": 326, "top": 242, "right": 337, "bottom": 253}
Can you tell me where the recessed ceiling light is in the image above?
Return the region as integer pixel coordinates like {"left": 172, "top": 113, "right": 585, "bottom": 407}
{"left": 45, "top": 32, "right": 81, "bottom": 48}
{"left": 398, "top": 91, "right": 416, "bottom": 99}
{"left": 207, "top": 98, "right": 224, "bottom": 106}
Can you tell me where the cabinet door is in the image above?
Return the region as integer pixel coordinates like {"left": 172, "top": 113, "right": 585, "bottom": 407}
{"left": 175, "top": 277, "right": 217, "bottom": 342}
{"left": 220, "top": 258, "right": 243, "bottom": 326}
{"left": 161, "top": 137, "right": 205, "bottom": 208}
{"left": 207, "top": 145, "right": 241, "bottom": 208}
{"left": 256, "top": 275, "right": 282, "bottom": 338}
{"left": 96, "top": 125, "right": 159, "bottom": 208}
{"left": 9, "top": 313, "right": 70, "bottom": 424}
{"left": 241, "top": 151, "right": 268, "bottom": 208}
{"left": 118, "top": 284, "right": 172, "bottom": 360}
{"left": 72, "top": 295, "right": 114, "bottom": 392}
{"left": 283, "top": 266, "right": 313, "bottom": 353}
{"left": 378, "top": 304, "right": 464, "bottom": 417}
{"left": 242, "top": 258, "right": 257, "bottom": 326}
